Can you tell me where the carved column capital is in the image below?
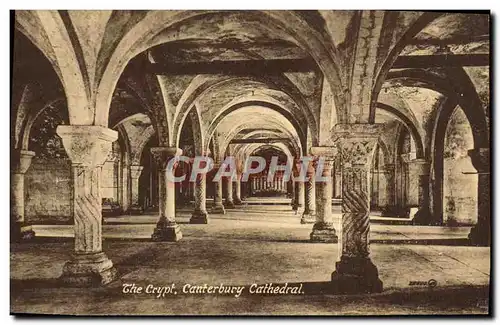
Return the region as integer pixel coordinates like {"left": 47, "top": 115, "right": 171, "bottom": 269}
{"left": 150, "top": 147, "right": 182, "bottom": 170}
{"left": 11, "top": 150, "right": 35, "bottom": 174}
{"left": 56, "top": 125, "right": 117, "bottom": 168}
{"left": 334, "top": 124, "right": 383, "bottom": 168}
{"left": 129, "top": 165, "right": 144, "bottom": 179}
{"left": 310, "top": 146, "right": 337, "bottom": 173}
{"left": 310, "top": 146, "right": 337, "bottom": 159}
{"left": 407, "top": 159, "right": 430, "bottom": 176}
{"left": 468, "top": 148, "right": 490, "bottom": 173}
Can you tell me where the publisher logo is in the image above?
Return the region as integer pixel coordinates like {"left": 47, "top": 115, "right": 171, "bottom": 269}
{"left": 408, "top": 279, "right": 438, "bottom": 287}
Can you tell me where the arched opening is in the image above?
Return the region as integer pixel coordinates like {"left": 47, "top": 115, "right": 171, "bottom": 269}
{"left": 139, "top": 134, "right": 159, "bottom": 212}
{"left": 246, "top": 146, "right": 289, "bottom": 198}
{"left": 101, "top": 141, "right": 123, "bottom": 216}
{"left": 24, "top": 101, "right": 70, "bottom": 225}
{"left": 442, "top": 106, "right": 477, "bottom": 226}
{"left": 370, "top": 141, "right": 394, "bottom": 216}
{"left": 176, "top": 115, "right": 196, "bottom": 207}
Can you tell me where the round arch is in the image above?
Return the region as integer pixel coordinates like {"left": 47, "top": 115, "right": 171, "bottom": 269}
{"left": 95, "top": 10, "right": 345, "bottom": 127}
{"left": 205, "top": 100, "right": 309, "bottom": 154}
{"left": 172, "top": 74, "right": 317, "bottom": 148}
{"left": 376, "top": 102, "right": 424, "bottom": 158}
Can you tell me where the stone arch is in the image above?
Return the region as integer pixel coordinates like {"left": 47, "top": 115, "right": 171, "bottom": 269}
{"left": 15, "top": 11, "right": 91, "bottom": 124}
{"left": 221, "top": 128, "right": 301, "bottom": 163}
{"left": 20, "top": 97, "right": 66, "bottom": 151}
{"left": 238, "top": 143, "right": 295, "bottom": 173}
{"left": 376, "top": 102, "right": 424, "bottom": 158}
{"left": 187, "top": 107, "right": 204, "bottom": 156}
{"left": 116, "top": 124, "right": 131, "bottom": 165}
{"left": 114, "top": 113, "right": 157, "bottom": 166}
{"left": 95, "top": 10, "right": 346, "bottom": 127}
{"left": 172, "top": 75, "right": 317, "bottom": 148}
{"left": 429, "top": 98, "right": 458, "bottom": 224}
{"left": 376, "top": 138, "right": 393, "bottom": 167}
{"left": 369, "top": 12, "right": 444, "bottom": 120}
{"left": 383, "top": 68, "right": 488, "bottom": 150}
{"left": 205, "top": 100, "right": 309, "bottom": 155}
{"left": 118, "top": 75, "right": 168, "bottom": 146}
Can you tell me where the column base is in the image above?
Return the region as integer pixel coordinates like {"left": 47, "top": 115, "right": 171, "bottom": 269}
{"left": 224, "top": 201, "right": 235, "bottom": 209}
{"left": 128, "top": 205, "right": 144, "bottom": 215}
{"left": 412, "top": 208, "right": 435, "bottom": 225}
{"left": 211, "top": 204, "right": 226, "bottom": 214}
{"left": 293, "top": 205, "right": 304, "bottom": 215}
{"left": 60, "top": 252, "right": 118, "bottom": 287}
{"left": 11, "top": 223, "right": 36, "bottom": 242}
{"left": 190, "top": 210, "right": 209, "bottom": 224}
{"left": 468, "top": 223, "right": 490, "bottom": 247}
{"left": 300, "top": 212, "right": 316, "bottom": 224}
{"left": 234, "top": 198, "right": 243, "bottom": 205}
{"left": 151, "top": 220, "right": 183, "bottom": 242}
{"left": 310, "top": 222, "right": 338, "bottom": 243}
{"left": 331, "top": 256, "right": 383, "bottom": 294}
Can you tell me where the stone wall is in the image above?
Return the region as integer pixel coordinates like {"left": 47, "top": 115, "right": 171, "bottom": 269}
{"left": 25, "top": 158, "right": 72, "bottom": 224}
{"left": 101, "top": 160, "right": 119, "bottom": 203}
{"left": 443, "top": 107, "right": 478, "bottom": 225}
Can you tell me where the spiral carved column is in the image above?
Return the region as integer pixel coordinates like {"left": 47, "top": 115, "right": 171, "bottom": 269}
{"left": 309, "top": 148, "right": 338, "bottom": 243}
{"left": 331, "top": 124, "right": 383, "bottom": 294}
{"left": 301, "top": 165, "right": 316, "bottom": 224}
{"left": 150, "top": 147, "right": 183, "bottom": 241}
{"left": 190, "top": 173, "right": 209, "bottom": 224}
{"left": 11, "top": 150, "right": 36, "bottom": 241}
{"left": 56, "top": 125, "right": 118, "bottom": 286}
{"left": 468, "top": 148, "right": 490, "bottom": 246}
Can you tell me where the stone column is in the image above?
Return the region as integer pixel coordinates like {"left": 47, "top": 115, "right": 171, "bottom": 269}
{"left": 301, "top": 163, "right": 316, "bottom": 224}
{"left": 56, "top": 125, "right": 118, "bottom": 286}
{"left": 378, "top": 164, "right": 395, "bottom": 215}
{"left": 212, "top": 173, "right": 226, "bottom": 214}
{"left": 309, "top": 147, "right": 338, "bottom": 243}
{"left": 292, "top": 181, "right": 305, "bottom": 214}
{"left": 11, "top": 150, "right": 36, "bottom": 241}
{"left": 468, "top": 148, "right": 490, "bottom": 246}
{"left": 290, "top": 179, "right": 296, "bottom": 208}
{"left": 331, "top": 124, "right": 383, "bottom": 294}
{"left": 128, "top": 165, "right": 144, "bottom": 214}
{"left": 224, "top": 177, "right": 235, "bottom": 208}
{"left": 190, "top": 173, "right": 209, "bottom": 224}
{"left": 150, "top": 147, "right": 183, "bottom": 241}
{"left": 234, "top": 174, "right": 243, "bottom": 205}
{"left": 120, "top": 163, "right": 130, "bottom": 212}
{"left": 408, "top": 159, "right": 432, "bottom": 225}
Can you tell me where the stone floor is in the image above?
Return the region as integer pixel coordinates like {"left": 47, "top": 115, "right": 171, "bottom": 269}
{"left": 11, "top": 205, "right": 490, "bottom": 315}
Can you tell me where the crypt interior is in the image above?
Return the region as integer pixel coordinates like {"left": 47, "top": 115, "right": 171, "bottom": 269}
{"left": 10, "top": 10, "right": 490, "bottom": 315}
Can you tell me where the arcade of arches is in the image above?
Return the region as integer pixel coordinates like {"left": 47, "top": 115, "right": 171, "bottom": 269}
{"left": 11, "top": 10, "right": 490, "bottom": 311}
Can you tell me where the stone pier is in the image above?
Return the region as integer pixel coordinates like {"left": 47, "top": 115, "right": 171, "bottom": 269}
{"left": 331, "top": 124, "right": 383, "bottom": 294}
{"left": 11, "top": 150, "right": 36, "bottom": 241}
{"left": 150, "top": 147, "right": 183, "bottom": 241}
{"left": 56, "top": 125, "right": 119, "bottom": 286}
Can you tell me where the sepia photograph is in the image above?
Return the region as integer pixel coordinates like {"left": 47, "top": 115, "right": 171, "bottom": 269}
{"left": 9, "top": 9, "right": 491, "bottom": 316}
